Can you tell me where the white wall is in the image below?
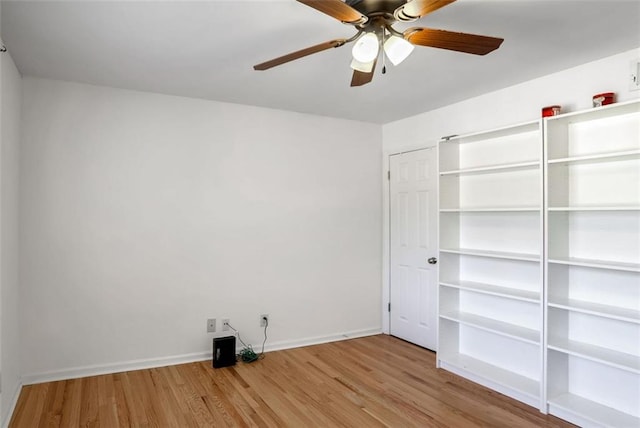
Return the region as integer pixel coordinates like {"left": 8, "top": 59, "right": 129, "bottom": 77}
{"left": 0, "top": 33, "right": 23, "bottom": 426}
{"left": 384, "top": 47, "right": 640, "bottom": 153}
{"left": 380, "top": 47, "right": 640, "bottom": 334}
{"left": 19, "top": 78, "right": 382, "bottom": 382}
{"left": 15, "top": 43, "right": 640, "bottom": 388}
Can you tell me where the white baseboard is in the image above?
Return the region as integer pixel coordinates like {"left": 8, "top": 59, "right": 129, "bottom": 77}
{"left": 2, "top": 381, "right": 22, "bottom": 428}
{"left": 21, "top": 327, "right": 381, "bottom": 386}
{"left": 262, "top": 327, "right": 381, "bottom": 353}
{"left": 21, "top": 351, "right": 212, "bottom": 386}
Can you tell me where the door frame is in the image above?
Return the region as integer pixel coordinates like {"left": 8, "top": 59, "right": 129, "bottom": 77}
{"left": 382, "top": 144, "right": 439, "bottom": 342}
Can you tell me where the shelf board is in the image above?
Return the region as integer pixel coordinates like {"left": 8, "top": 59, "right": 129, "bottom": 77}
{"left": 548, "top": 257, "right": 640, "bottom": 272}
{"left": 440, "top": 120, "right": 540, "bottom": 144}
{"left": 440, "top": 161, "right": 539, "bottom": 176}
{"left": 548, "top": 149, "right": 640, "bottom": 165}
{"left": 440, "top": 207, "right": 540, "bottom": 213}
{"left": 439, "top": 352, "right": 540, "bottom": 400}
{"left": 440, "top": 280, "right": 540, "bottom": 303}
{"left": 549, "top": 297, "right": 640, "bottom": 324}
{"left": 548, "top": 338, "right": 640, "bottom": 374}
{"left": 546, "top": 98, "right": 640, "bottom": 123}
{"left": 440, "top": 311, "right": 539, "bottom": 344}
{"left": 548, "top": 393, "right": 640, "bottom": 428}
{"left": 440, "top": 248, "right": 540, "bottom": 263}
{"left": 548, "top": 206, "right": 640, "bottom": 212}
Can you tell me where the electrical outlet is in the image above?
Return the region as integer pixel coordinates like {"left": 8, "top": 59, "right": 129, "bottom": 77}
{"left": 222, "top": 318, "right": 230, "bottom": 331}
{"left": 630, "top": 58, "right": 640, "bottom": 91}
{"left": 207, "top": 318, "right": 216, "bottom": 333}
{"left": 260, "top": 314, "right": 269, "bottom": 327}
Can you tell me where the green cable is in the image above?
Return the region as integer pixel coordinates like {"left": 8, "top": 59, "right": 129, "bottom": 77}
{"left": 227, "top": 322, "right": 264, "bottom": 364}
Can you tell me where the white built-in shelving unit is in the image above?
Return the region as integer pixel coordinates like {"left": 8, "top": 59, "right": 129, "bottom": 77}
{"left": 437, "top": 100, "right": 640, "bottom": 426}
{"left": 544, "top": 100, "right": 640, "bottom": 428}
{"left": 437, "top": 120, "right": 545, "bottom": 410}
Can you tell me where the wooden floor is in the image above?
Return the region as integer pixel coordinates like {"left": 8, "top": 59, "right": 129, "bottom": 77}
{"left": 10, "top": 335, "right": 573, "bottom": 427}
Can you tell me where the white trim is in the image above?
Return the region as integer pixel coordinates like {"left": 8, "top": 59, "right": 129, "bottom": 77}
{"left": 547, "top": 405, "right": 607, "bottom": 428}
{"left": 20, "top": 328, "right": 382, "bottom": 386}
{"left": 261, "top": 328, "right": 381, "bottom": 353}
{"left": 21, "top": 352, "right": 212, "bottom": 385}
{"left": 2, "top": 381, "right": 22, "bottom": 428}
{"left": 435, "top": 142, "right": 441, "bottom": 366}
{"left": 382, "top": 153, "right": 391, "bottom": 334}
{"left": 440, "top": 361, "right": 540, "bottom": 410}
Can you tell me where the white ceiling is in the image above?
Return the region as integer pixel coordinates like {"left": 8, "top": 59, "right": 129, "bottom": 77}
{"left": 2, "top": 0, "right": 639, "bottom": 123}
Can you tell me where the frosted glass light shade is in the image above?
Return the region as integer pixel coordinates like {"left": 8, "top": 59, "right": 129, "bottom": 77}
{"left": 383, "top": 35, "right": 414, "bottom": 66}
{"left": 350, "top": 58, "right": 375, "bottom": 73}
{"left": 352, "top": 32, "right": 379, "bottom": 63}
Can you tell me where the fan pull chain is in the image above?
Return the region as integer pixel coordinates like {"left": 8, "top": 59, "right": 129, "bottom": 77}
{"left": 381, "top": 30, "right": 387, "bottom": 74}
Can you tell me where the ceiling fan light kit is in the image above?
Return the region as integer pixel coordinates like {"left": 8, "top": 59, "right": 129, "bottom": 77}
{"left": 352, "top": 32, "right": 380, "bottom": 63}
{"left": 383, "top": 35, "right": 415, "bottom": 65}
{"left": 351, "top": 57, "right": 376, "bottom": 73}
{"left": 254, "top": 0, "right": 504, "bottom": 87}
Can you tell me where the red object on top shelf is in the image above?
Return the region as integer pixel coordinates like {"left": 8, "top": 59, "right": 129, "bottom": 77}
{"left": 542, "top": 105, "right": 561, "bottom": 117}
{"left": 593, "top": 92, "right": 615, "bottom": 107}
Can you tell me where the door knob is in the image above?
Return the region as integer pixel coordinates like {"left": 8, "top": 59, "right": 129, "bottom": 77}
{"left": 428, "top": 257, "right": 438, "bottom": 265}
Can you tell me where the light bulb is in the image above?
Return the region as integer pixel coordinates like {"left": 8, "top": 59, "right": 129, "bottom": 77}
{"left": 352, "top": 32, "right": 379, "bottom": 63}
{"left": 383, "top": 35, "right": 414, "bottom": 66}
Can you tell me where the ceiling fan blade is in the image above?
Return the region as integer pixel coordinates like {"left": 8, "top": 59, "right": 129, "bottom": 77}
{"left": 254, "top": 39, "right": 347, "bottom": 71}
{"left": 396, "top": 0, "right": 456, "bottom": 20}
{"left": 350, "top": 59, "right": 377, "bottom": 87}
{"left": 297, "top": 0, "right": 367, "bottom": 24}
{"left": 404, "top": 28, "right": 503, "bottom": 55}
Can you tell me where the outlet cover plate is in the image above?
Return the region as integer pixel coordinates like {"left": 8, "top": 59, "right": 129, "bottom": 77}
{"left": 630, "top": 58, "right": 640, "bottom": 91}
{"left": 222, "top": 318, "right": 230, "bottom": 331}
{"left": 207, "top": 318, "right": 216, "bottom": 333}
{"left": 260, "top": 314, "right": 269, "bottom": 327}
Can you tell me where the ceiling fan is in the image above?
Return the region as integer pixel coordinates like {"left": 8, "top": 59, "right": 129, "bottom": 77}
{"left": 254, "top": 0, "right": 504, "bottom": 87}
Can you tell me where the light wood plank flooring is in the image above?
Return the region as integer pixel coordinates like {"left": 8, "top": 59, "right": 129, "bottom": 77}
{"left": 10, "top": 335, "right": 573, "bottom": 427}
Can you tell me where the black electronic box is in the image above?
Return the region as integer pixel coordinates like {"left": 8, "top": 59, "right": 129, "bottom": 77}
{"left": 213, "top": 336, "right": 236, "bottom": 368}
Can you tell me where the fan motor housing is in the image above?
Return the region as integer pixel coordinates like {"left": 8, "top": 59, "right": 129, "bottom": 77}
{"left": 346, "top": 0, "right": 408, "bottom": 19}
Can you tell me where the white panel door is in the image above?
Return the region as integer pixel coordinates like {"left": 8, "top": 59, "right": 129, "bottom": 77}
{"left": 390, "top": 148, "right": 438, "bottom": 350}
